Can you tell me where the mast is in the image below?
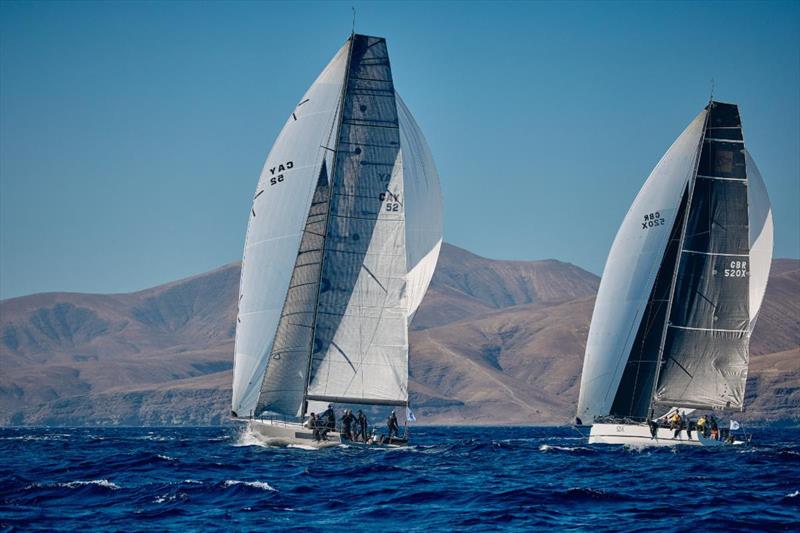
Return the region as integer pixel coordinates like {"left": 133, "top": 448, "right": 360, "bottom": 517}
{"left": 301, "top": 35, "right": 356, "bottom": 420}
{"left": 646, "top": 103, "right": 711, "bottom": 415}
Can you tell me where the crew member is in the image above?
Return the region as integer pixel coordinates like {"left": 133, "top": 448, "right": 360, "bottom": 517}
{"left": 308, "top": 412, "right": 321, "bottom": 441}
{"left": 341, "top": 409, "right": 355, "bottom": 440}
{"left": 355, "top": 410, "right": 368, "bottom": 442}
{"left": 387, "top": 410, "right": 400, "bottom": 440}
{"left": 320, "top": 404, "right": 336, "bottom": 431}
{"left": 683, "top": 411, "right": 692, "bottom": 439}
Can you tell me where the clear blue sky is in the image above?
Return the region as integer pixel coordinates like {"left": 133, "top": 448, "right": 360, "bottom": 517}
{"left": 1, "top": 1, "right": 798, "bottom": 299}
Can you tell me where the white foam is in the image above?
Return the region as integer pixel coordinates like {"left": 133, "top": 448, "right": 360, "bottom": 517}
{"left": 156, "top": 454, "right": 175, "bottom": 461}
{"left": 539, "top": 444, "right": 588, "bottom": 452}
{"left": 787, "top": 490, "right": 799, "bottom": 498}
{"left": 223, "top": 480, "right": 277, "bottom": 492}
{"left": 233, "top": 427, "right": 274, "bottom": 448}
{"left": 287, "top": 444, "right": 318, "bottom": 451}
{"left": 62, "top": 479, "right": 120, "bottom": 490}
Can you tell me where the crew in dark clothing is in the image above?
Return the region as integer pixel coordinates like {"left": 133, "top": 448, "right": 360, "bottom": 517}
{"left": 341, "top": 409, "right": 355, "bottom": 440}
{"left": 387, "top": 410, "right": 400, "bottom": 440}
{"left": 320, "top": 404, "right": 336, "bottom": 431}
{"left": 354, "top": 410, "right": 368, "bottom": 442}
{"left": 308, "top": 413, "right": 321, "bottom": 441}
{"left": 647, "top": 417, "right": 658, "bottom": 439}
{"left": 684, "top": 412, "right": 692, "bottom": 439}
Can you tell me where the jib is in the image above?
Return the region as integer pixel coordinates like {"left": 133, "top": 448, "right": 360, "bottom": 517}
{"left": 269, "top": 161, "right": 294, "bottom": 186}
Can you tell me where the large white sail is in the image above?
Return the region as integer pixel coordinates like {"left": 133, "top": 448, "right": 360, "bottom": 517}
{"left": 576, "top": 111, "right": 707, "bottom": 423}
{"left": 306, "top": 35, "right": 410, "bottom": 406}
{"left": 231, "top": 41, "right": 349, "bottom": 418}
{"left": 397, "top": 93, "right": 443, "bottom": 322}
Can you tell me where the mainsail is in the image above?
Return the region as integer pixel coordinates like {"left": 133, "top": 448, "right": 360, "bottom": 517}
{"left": 577, "top": 101, "right": 773, "bottom": 423}
{"left": 231, "top": 34, "right": 442, "bottom": 419}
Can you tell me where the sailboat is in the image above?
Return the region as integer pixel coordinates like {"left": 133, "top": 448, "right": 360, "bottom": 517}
{"left": 230, "top": 33, "right": 442, "bottom": 447}
{"left": 576, "top": 100, "right": 773, "bottom": 446}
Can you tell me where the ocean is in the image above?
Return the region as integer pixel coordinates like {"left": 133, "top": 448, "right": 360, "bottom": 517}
{"left": 2, "top": 426, "right": 798, "bottom": 531}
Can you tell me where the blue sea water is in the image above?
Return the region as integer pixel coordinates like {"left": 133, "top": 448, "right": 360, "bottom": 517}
{"left": 1, "top": 426, "right": 799, "bottom": 532}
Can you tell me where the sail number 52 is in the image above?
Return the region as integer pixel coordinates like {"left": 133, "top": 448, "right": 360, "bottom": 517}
{"left": 268, "top": 161, "right": 294, "bottom": 186}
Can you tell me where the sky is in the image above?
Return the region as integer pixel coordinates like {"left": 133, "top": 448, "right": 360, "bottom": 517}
{"left": 1, "top": 0, "right": 798, "bottom": 299}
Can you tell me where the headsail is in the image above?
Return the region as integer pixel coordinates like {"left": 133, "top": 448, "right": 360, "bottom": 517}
{"left": 576, "top": 111, "right": 707, "bottom": 422}
{"left": 231, "top": 41, "right": 349, "bottom": 418}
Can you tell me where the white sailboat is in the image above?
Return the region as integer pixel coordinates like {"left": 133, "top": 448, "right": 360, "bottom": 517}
{"left": 230, "top": 33, "right": 442, "bottom": 447}
{"left": 576, "top": 101, "right": 773, "bottom": 446}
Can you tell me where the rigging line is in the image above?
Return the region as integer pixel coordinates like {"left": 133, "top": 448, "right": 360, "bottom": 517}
{"left": 696, "top": 288, "right": 717, "bottom": 310}
{"left": 663, "top": 356, "right": 692, "bottom": 384}
{"left": 709, "top": 78, "right": 715, "bottom": 104}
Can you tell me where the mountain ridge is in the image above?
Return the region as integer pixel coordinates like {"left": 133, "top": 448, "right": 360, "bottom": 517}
{"left": 1, "top": 244, "right": 797, "bottom": 426}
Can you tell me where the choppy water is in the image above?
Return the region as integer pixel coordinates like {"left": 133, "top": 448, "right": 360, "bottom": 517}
{"left": 2, "top": 426, "right": 799, "bottom": 531}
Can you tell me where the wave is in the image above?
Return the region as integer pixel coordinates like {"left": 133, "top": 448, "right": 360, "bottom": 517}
{"left": 26, "top": 479, "right": 121, "bottom": 491}
{"left": 223, "top": 480, "right": 278, "bottom": 491}
{"left": 538, "top": 444, "right": 594, "bottom": 454}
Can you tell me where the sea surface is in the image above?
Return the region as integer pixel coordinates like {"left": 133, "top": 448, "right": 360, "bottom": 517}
{"left": 1, "top": 426, "right": 799, "bottom": 531}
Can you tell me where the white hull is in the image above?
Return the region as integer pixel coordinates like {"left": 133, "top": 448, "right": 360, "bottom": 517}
{"left": 589, "top": 423, "right": 743, "bottom": 447}
{"left": 245, "top": 419, "right": 342, "bottom": 448}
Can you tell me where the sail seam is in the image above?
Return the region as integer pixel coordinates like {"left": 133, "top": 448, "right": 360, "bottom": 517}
{"left": 681, "top": 249, "right": 748, "bottom": 257}
{"left": 696, "top": 175, "right": 747, "bottom": 182}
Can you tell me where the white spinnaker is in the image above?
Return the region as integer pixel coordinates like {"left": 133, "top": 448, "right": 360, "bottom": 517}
{"left": 231, "top": 41, "right": 349, "bottom": 417}
{"left": 746, "top": 150, "right": 773, "bottom": 327}
{"left": 396, "top": 93, "right": 443, "bottom": 322}
{"left": 576, "top": 110, "right": 707, "bottom": 423}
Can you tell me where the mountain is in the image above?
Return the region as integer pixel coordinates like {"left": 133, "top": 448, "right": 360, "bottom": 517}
{"left": 0, "top": 244, "right": 797, "bottom": 426}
